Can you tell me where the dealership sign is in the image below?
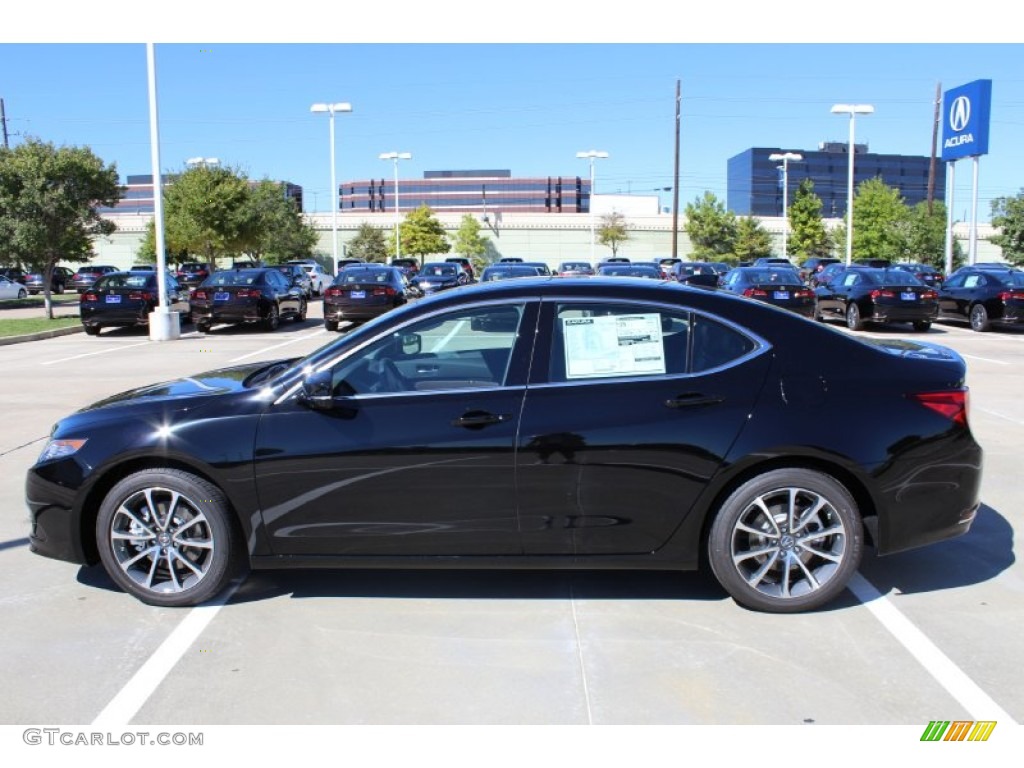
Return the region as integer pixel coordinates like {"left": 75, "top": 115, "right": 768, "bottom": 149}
{"left": 941, "top": 79, "right": 992, "bottom": 161}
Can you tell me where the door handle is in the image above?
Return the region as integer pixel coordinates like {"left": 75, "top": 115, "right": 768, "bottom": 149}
{"left": 665, "top": 393, "right": 724, "bottom": 409}
{"left": 453, "top": 412, "right": 511, "bottom": 428}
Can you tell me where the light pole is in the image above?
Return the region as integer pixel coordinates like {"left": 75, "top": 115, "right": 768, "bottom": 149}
{"left": 830, "top": 103, "right": 874, "bottom": 265}
{"left": 379, "top": 152, "right": 412, "bottom": 259}
{"left": 768, "top": 152, "right": 802, "bottom": 259}
{"left": 310, "top": 102, "right": 353, "bottom": 268}
{"left": 576, "top": 150, "right": 609, "bottom": 261}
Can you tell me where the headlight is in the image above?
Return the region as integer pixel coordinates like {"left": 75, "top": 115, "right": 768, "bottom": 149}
{"left": 37, "top": 438, "right": 87, "bottom": 463}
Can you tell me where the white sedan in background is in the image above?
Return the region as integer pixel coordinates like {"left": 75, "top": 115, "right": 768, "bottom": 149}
{"left": 287, "top": 260, "right": 330, "bottom": 296}
{"left": 0, "top": 276, "right": 28, "bottom": 300}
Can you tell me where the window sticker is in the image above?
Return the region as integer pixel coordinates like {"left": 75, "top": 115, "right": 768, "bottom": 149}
{"left": 562, "top": 313, "right": 666, "bottom": 379}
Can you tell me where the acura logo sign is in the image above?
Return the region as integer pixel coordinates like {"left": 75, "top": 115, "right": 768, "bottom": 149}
{"left": 950, "top": 96, "right": 971, "bottom": 132}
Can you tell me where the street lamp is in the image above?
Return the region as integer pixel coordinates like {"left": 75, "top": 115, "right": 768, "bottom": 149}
{"left": 768, "top": 152, "right": 803, "bottom": 259}
{"left": 310, "top": 102, "right": 353, "bottom": 268}
{"left": 830, "top": 103, "right": 874, "bottom": 265}
{"left": 576, "top": 150, "right": 609, "bottom": 261}
{"left": 379, "top": 152, "right": 412, "bottom": 259}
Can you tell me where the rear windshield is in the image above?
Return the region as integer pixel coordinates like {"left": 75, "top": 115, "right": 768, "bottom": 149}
{"left": 93, "top": 274, "right": 153, "bottom": 289}
{"left": 206, "top": 271, "right": 263, "bottom": 286}
{"left": 420, "top": 265, "right": 458, "bottom": 276}
{"left": 338, "top": 270, "right": 391, "bottom": 283}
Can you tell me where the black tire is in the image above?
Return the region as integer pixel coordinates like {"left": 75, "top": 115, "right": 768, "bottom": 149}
{"left": 95, "top": 469, "right": 244, "bottom": 607}
{"left": 708, "top": 468, "right": 863, "bottom": 613}
{"left": 294, "top": 298, "right": 307, "bottom": 323}
{"left": 84, "top": 324, "right": 101, "bottom": 336}
{"left": 196, "top": 321, "right": 211, "bottom": 334}
{"left": 55, "top": 282, "right": 65, "bottom": 295}
{"left": 845, "top": 302, "right": 864, "bottom": 331}
{"left": 263, "top": 304, "right": 280, "bottom": 332}
{"left": 969, "top": 303, "right": 990, "bottom": 332}
{"left": 17, "top": 288, "right": 27, "bottom": 299}
{"left": 325, "top": 319, "right": 339, "bottom": 332}
{"left": 912, "top": 320, "right": 931, "bottom": 332}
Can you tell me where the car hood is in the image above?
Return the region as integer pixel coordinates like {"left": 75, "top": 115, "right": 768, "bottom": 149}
{"left": 79, "top": 360, "right": 290, "bottom": 412}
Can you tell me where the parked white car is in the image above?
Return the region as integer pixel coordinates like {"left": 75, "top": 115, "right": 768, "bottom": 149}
{"left": 287, "top": 260, "right": 330, "bottom": 296}
{"left": 0, "top": 276, "right": 28, "bottom": 300}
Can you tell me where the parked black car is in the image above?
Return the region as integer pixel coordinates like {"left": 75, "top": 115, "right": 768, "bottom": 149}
{"left": 480, "top": 265, "right": 544, "bottom": 281}
{"left": 322, "top": 264, "right": 409, "bottom": 329}
{"left": 0, "top": 266, "right": 28, "bottom": 284}
{"left": 79, "top": 271, "right": 192, "bottom": 335}
{"left": 26, "top": 277, "right": 982, "bottom": 613}
{"left": 798, "top": 257, "right": 840, "bottom": 285}
{"left": 596, "top": 263, "right": 662, "bottom": 279}
{"left": 669, "top": 262, "right": 720, "bottom": 286}
{"left": 815, "top": 266, "right": 939, "bottom": 331}
{"left": 24, "top": 266, "right": 75, "bottom": 295}
{"left": 189, "top": 268, "right": 306, "bottom": 333}
{"left": 719, "top": 267, "right": 816, "bottom": 318}
{"left": 556, "top": 261, "right": 594, "bottom": 276}
{"left": 898, "top": 262, "right": 945, "bottom": 287}
{"left": 410, "top": 263, "right": 464, "bottom": 295}
{"left": 808, "top": 262, "right": 847, "bottom": 289}
{"left": 71, "top": 265, "right": 119, "bottom": 293}
{"left": 935, "top": 267, "right": 1024, "bottom": 332}
{"left": 445, "top": 257, "right": 476, "bottom": 282}
{"left": 272, "top": 263, "right": 314, "bottom": 299}
{"left": 174, "top": 262, "right": 215, "bottom": 289}
{"left": 390, "top": 258, "right": 421, "bottom": 278}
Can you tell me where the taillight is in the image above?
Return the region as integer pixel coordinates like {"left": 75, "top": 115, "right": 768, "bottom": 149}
{"left": 236, "top": 289, "right": 262, "bottom": 298}
{"left": 82, "top": 293, "right": 98, "bottom": 302}
{"left": 998, "top": 290, "right": 1024, "bottom": 301}
{"left": 373, "top": 287, "right": 397, "bottom": 296}
{"left": 324, "top": 287, "right": 343, "bottom": 298}
{"left": 870, "top": 289, "right": 896, "bottom": 299}
{"left": 128, "top": 291, "right": 153, "bottom": 301}
{"left": 193, "top": 290, "right": 207, "bottom": 300}
{"left": 921, "top": 290, "right": 938, "bottom": 300}
{"left": 742, "top": 288, "right": 768, "bottom": 297}
{"left": 795, "top": 288, "right": 814, "bottom": 298}
{"left": 911, "top": 390, "right": 969, "bottom": 428}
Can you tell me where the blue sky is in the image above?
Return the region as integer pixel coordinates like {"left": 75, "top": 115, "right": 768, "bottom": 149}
{"left": 2, "top": 7, "right": 1021, "bottom": 222}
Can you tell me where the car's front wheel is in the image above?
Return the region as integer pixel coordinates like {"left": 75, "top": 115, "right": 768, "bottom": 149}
{"left": 95, "top": 469, "right": 244, "bottom": 607}
{"left": 708, "top": 468, "right": 863, "bottom": 613}
{"left": 845, "top": 302, "right": 864, "bottom": 331}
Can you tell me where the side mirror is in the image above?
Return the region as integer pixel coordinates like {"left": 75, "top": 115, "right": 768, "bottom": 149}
{"left": 298, "top": 369, "right": 336, "bottom": 411}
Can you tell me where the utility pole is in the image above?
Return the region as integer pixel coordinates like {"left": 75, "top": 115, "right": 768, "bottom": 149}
{"left": 672, "top": 79, "right": 681, "bottom": 259}
{"left": 927, "top": 81, "right": 940, "bottom": 214}
{"left": 1, "top": 98, "right": 9, "bottom": 149}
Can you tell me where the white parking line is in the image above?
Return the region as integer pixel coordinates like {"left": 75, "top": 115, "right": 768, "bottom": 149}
{"left": 91, "top": 578, "right": 243, "bottom": 727}
{"left": 229, "top": 329, "right": 329, "bottom": 363}
{"left": 961, "top": 354, "right": 1010, "bottom": 365}
{"left": 976, "top": 406, "right": 1024, "bottom": 427}
{"left": 42, "top": 341, "right": 150, "bottom": 366}
{"left": 848, "top": 573, "right": 1016, "bottom": 723}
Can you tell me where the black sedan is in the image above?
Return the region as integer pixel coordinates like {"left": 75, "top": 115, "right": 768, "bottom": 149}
{"left": 79, "top": 272, "right": 192, "bottom": 335}
{"left": 272, "top": 263, "right": 314, "bottom": 299}
{"left": 936, "top": 267, "right": 1024, "bottom": 332}
{"left": 26, "top": 277, "right": 981, "bottom": 614}
{"left": 174, "top": 262, "right": 215, "bottom": 289}
{"left": 719, "top": 267, "right": 816, "bottom": 317}
{"left": 189, "top": 268, "right": 306, "bottom": 333}
{"left": 815, "top": 267, "right": 939, "bottom": 331}
{"left": 808, "top": 262, "right": 846, "bottom": 289}
{"left": 410, "top": 263, "right": 464, "bottom": 295}
{"left": 322, "top": 264, "right": 409, "bottom": 329}
{"left": 596, "top": 263, "right": 662, "bottom": 279}
{"left": 24, "top": 266, "right": 75, "bottom": 295}
{"left": 898, "top": 262, "right": 945, "bottom": 287}
{"left": 480, "top": 265, "right": 544, "bottom": 281}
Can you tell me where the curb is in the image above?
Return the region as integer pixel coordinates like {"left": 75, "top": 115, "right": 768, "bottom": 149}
{"left": 0, "top": 324, "right": 85, "bottom": 347}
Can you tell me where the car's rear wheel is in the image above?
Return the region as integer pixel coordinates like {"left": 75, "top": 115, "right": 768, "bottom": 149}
{"left": 969, "top": 303, "right": 990, "bottom": 332}
{"left": 83, "top": 324, "right": 101, "bottom": 336}
{"left": 96, "top": 469, "right": 244, "bottom": 607}
{"left": 294, "top": 299, "right": 307, "bottom": 323}
{"left": 325, "top": 319, "right": 338, "bottom": 332}
{"left": 845, "top": 302, "right": 864, "bottom": 331}
{"left": 196, "top": 321, "right": 211, "bottom": 334}
{"left": 263, "top": 304, "right": 280, "bottom": 332}
{"left": 912, "top": 320, "right": 931, "bottom": 332}
{"left": 708, "top": 468, "right": 862, "bottom": 613}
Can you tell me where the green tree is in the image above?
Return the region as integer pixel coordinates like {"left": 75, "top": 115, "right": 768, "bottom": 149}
{"left": 734, "top": 217, "right": 774, "bottom": 261}
{"left": 788, "top": 179, "right": 833, "bottom": 258}
{"left": 598, "top": 211, "right": 630, "bottom": 257}
{"left": 684, "top": 191, "right": 738, "bottom": 260}
{"left": 0, "top": 138, "right": 121, "bottom": 318}
{"left": 850, "top": 177, "right": 911, "bottom": 261}
{"left": 136, "top": 164, "right": 254, "bottom": 268}
{"left": 348, "top": 222, "right": 390, "bottom": 263}
{"left": 990, "top": 190, "right": 1024, "bottom": 266}
{"left": 244, "top": 179, "right": 318, "bottom": 264}
{"left": 394, "top": 205, "right": 450, "bottom": 259}
{"left": 903, "top": 201, "right": 963, "bottom": 269}
{"left": 452, "top": 214, "right": 490, "bottom": 276}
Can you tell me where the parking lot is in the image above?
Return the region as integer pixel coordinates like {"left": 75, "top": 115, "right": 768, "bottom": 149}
{"left": 1, "top": 300, "right": 1021, "bottom": 760}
